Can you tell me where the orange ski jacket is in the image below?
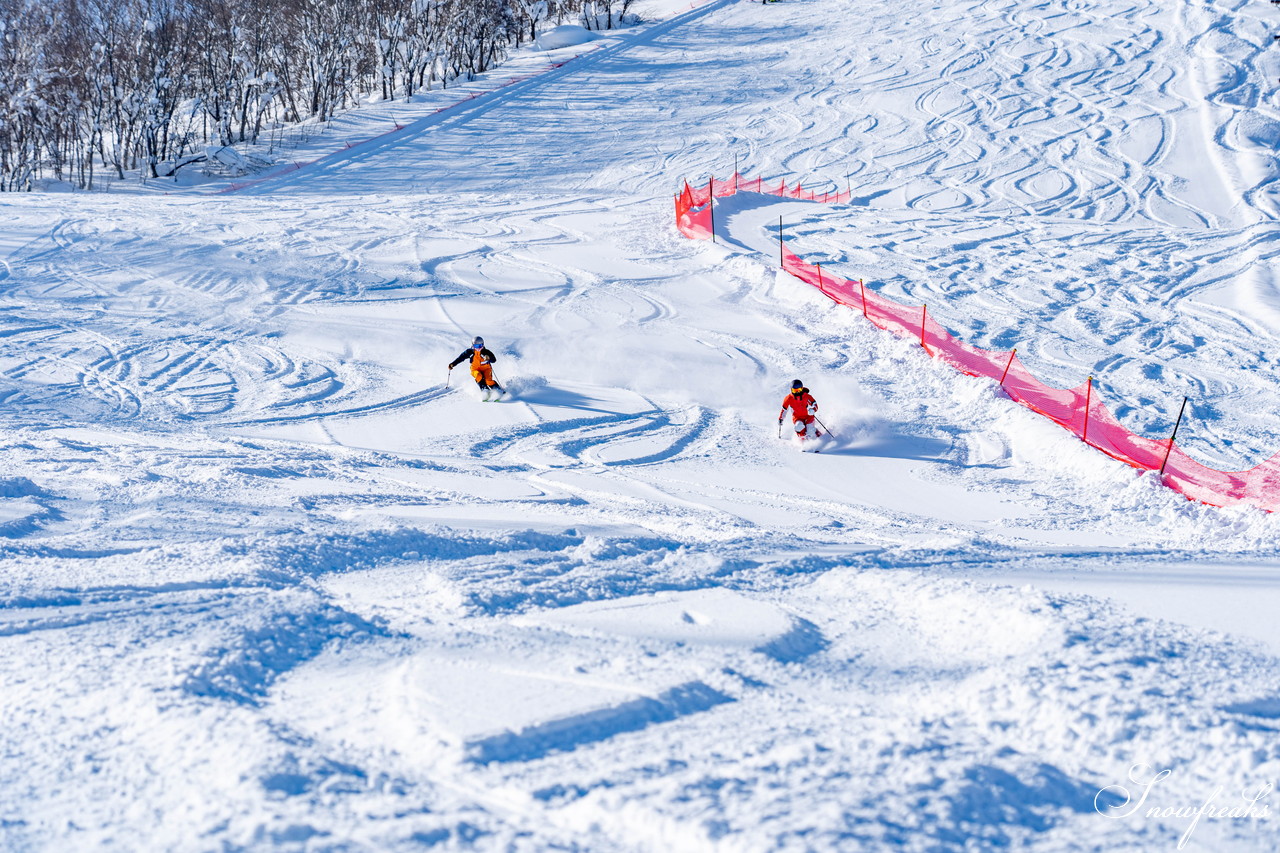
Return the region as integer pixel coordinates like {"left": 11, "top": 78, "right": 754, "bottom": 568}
{"left": 449, "top": 347, "right": 498, "bottom": 370}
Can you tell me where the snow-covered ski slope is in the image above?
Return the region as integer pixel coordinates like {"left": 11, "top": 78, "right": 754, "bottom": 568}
{"left": 5, "top": 0, "right": 1280, "bottom": 849}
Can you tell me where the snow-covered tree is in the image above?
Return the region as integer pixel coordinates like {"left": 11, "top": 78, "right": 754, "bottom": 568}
{"left": 0, "top": 0, "right": 611, "bottom": 189}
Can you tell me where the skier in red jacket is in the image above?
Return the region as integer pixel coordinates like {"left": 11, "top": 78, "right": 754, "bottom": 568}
{"left": 779, "top": 379, "right": 822, "bottom": 439}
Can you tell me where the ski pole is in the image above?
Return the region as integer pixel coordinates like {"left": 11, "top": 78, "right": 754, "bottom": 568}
{"left": 446, "top": 368, "right": 452, "bottom": 389}
{"left": 812, "top": 414, "right": 836, "bottom": 438}
{"left": 777, "top": 419, "right": 783, "bottom": 439}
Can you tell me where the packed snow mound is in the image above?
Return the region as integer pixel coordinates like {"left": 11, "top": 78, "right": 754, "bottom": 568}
{"left": 515, "top": 588, "right": 809, "bottom": 655}
{"left": 535, "top": 24, "right": 601, "bottom": 51}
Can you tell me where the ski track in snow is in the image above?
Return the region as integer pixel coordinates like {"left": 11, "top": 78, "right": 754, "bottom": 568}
{"left": 4, "top": 0, "right": 1280, "bottom": 849}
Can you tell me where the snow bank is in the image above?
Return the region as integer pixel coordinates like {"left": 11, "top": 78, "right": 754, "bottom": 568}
{"left": 535, "top": 25, "right": 601, "bottom": 51}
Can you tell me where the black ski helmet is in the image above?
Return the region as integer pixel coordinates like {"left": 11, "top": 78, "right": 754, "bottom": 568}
{"left": 791, "top": 379, "right": 804, "bottom": 390}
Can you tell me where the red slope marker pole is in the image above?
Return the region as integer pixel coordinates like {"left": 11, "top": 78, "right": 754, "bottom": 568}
{"left": 920, "top": 304, "right": 928, "bottom": 350}
{"left": 1082, "top": 376, "right": 1093, "bottom": 444}
{"left": 999, "top": 348, "right": 1017, "bottom": 388}
{"left": 859, "top": 279, "right": 867, "bottom": 317}
{"left": 1159, "top": 396, "right": 1189, "bottom": 476}
{"left": 816, "top": 262, "right": 823, "bottom": 293}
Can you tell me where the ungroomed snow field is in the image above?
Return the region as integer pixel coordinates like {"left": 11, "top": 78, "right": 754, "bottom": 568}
{"left": 5, "top": 0, "right": 1280, "bottom": 849}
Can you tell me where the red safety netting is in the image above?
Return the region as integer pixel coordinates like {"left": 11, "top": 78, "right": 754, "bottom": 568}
{"left": 675, "top": 183, "right": 712, "bottom": 239}
{"left": 675, "top": 173, "right": 1280, "bottom": 513}
{"left": 675, "top": 173, "right": 852, "bottom": 240}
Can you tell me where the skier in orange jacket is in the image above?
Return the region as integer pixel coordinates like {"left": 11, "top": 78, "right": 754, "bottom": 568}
{"left": 448, "top": 336, "right": 505, "bottom": 401}
{"left": 779, "top": 379, "right": 821, "bottom": 438}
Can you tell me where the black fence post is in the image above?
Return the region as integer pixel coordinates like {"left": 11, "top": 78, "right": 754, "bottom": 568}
{"left": 1159, "top": 396, "right": 1190, "bottom": 475}
{"left": 708, "top": 176, "right": 715, "bottom": 243}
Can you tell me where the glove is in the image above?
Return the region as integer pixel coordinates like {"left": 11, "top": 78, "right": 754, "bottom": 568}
{"left": 448, "top": 365, "right": 453, "bottom": 371}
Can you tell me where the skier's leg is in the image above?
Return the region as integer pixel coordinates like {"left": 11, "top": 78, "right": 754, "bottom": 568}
{"left": 471, "top": 369, "right": 490, "bottom": 400}
{"left": 477, "top": 364, "right": 502, "bottom": 395}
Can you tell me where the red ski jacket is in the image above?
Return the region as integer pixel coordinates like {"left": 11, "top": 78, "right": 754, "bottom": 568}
{"left": 780, "top": 390, "right": 817, "bottom": 421}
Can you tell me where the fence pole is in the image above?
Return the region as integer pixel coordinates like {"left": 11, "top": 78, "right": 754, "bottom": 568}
{"left": 1082, "top": 377, "right": 1093, "bottom": 444}
{"left": 779, "top": 216, "right": 784, "bottom": 268}
{"left": 999, "top": 348, "right": 1017, "bottom": 388}
{"left": 920, "top": 305, "right": 928, "bottom": 349}
{"left": 859, "top": 279, "right": 867, "bottom": 317}
{"left": 816, "top": 262, "right": 823, "bottom": 293}
{"left": 1159, "top": 396, "right": 1189, "bottom": 475}
{"left": 708, "top": 176, "right": 715, "bottom": 243}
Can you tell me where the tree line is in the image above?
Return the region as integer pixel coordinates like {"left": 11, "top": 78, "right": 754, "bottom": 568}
{"left": 0, "top": 0, "right": 633, "bottom": 191}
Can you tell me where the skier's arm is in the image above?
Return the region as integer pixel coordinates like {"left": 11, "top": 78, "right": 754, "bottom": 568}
{"left": 481, "top": 348, "right": 498, "bottom": 364}
{"left": 447, "top": 349, "right": 469, "bottom": 369}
